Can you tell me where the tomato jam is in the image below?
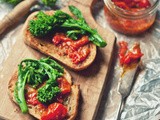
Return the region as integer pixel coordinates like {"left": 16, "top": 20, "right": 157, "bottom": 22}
{"left": 25, "top": 90, "right": 46, "bottom": 113}
{"left": 104, "top": 0, "right": 159, "bottom": 35}
{"left": 25, "top": 77, "right": 71, "bottom": 120}
{"left": 112, "top": 0, "right": 151, "bottom": 10}
{"left": 26, "top": 90, "right": 39, "bottom": 106}
{"left": 52, "top": 33, "right": 90, "bottom": 64}
{"left": 118, "top": 41, "right": 143, "bottom": 66}
{"left": 41, "top": 103, "right": 67, "bottom": 120}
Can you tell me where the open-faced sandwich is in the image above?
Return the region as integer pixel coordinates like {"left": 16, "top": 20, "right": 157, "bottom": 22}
{"left": 23, "top": 5, "right": 107, "bottom": 71}
{"left": 8, "top": 58, "right": 79, "bottom": 120}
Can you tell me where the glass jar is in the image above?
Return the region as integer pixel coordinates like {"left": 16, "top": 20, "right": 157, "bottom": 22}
{"left": 103, "top": 0, "right": 159, "bottom": 35}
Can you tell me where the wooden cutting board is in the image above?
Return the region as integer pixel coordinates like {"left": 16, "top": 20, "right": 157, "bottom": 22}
{"left": 0, "top": 0, "right": 115, "bottom": 120}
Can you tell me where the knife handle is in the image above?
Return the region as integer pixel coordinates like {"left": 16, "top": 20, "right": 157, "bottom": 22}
{"left": 115, "top": 95, "right": 124, "bottom": 120}
{"left": 0, "top": 0, "right": 38, "bottom": 35}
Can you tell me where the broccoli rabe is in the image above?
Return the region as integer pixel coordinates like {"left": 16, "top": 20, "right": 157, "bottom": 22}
{"left": 41, "top": 0, "right": 57, "bottom": 7}
{"left": 14, "top": 63, "right": 29, "bottom": 113}
{"left": 0, "top": 0, "right": 22, "bottom": 6}
{"left": 29, "top": 5, "right": 107, "bottom": 47}
{"left": 29, "top": 11, "right": 55, "bottom": 37}
{"left": 1, "top": 0, "right": 57, "bottom": 7}
{"left": 38, "top": 85, "right": 60, "bottom": 103}
{"left": 14, "top": 58, "right": 64, "bottom": 113}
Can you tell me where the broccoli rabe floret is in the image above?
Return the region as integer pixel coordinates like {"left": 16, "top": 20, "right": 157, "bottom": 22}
{"left": 14, "top": 58, "right": 64, "bottom": 113}
{"left": 41, "top": 0, "right": 57, "bottom": 7}
{"left": 38, "top": 85, "right": 61, "bottom": 103}
{"left": 29, "top": 6, "right": 107, "bottom": 47}
{"left": 29, "top": 11, "right": 55, "bottom": 37}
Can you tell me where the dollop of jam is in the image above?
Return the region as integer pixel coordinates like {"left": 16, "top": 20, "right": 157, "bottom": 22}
{"left": 25, "top": 77, "right": 71, "bottom": 120}
{"left": 112, "top": 0, "right": 151, "bottom": 10}
{"left": 118, "top": 41, "right": 143, "bottom": 66}
{"left": 52, "top": 33, "right": 90, "bottom": 64}
{"left": 104, "top": 0, "right": 154, "bottom": 35}
{"left": 41, "top": 103, "right": 67, "bottom": 120}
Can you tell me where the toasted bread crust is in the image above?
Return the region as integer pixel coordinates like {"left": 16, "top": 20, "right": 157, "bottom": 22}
{"left": 22, "top": 11, "right": 97, "bottom": 71}
{"left": 8, "top": 70, "right": 79, "bottom": 120}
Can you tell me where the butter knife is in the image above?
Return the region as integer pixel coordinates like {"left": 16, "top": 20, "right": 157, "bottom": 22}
{"left": 115, "top": 62, "right": 140, "bottom": 120}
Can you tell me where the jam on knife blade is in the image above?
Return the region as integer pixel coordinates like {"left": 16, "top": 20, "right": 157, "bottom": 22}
{"left": 115, "top": 41, "right": 143, "bottom": 120}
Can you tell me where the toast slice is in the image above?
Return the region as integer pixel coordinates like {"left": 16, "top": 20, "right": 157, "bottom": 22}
{"left": 22, "top": 11, "right": 97, "bottom": 71}
{"left": 8, "top": 70, "right": 80, "bottom": 120}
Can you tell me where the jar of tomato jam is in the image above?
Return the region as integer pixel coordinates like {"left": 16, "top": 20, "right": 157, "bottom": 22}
{"left": 104, "top": 0, "right": 159, "bottom": 35}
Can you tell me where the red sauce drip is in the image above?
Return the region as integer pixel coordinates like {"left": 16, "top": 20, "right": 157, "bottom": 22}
{"left": 52, "top": 33, "right": 90, "bottom": 64}
{"left": 41, "top": 103, "right": 67, "bottom": 120}
{"left": 112, "top": 0, "right": 151, "bottom": 10}
{"left": 55, "top": 77, "right": 71, "bottom": 103}
{"left": 26, "top": 90, "right": 40, "bottom": 106}
{"left": 25, "top": 77, "right": 72, "bottom": 120}
{"left": 25, "top": 90, "right": 46, "bottom": 112}
{"left": 57, "top": 77, "right": 71, "bottom": 95}
{"left": 118, "top": 41, "right": 143, "bottom": 65}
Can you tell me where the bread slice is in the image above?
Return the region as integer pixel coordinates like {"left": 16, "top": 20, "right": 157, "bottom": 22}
{"left": 8, "top": 70, "right": 80, "bottom": 120}
{"left": 22, "top": 11, "right": 97, "bottom": 71}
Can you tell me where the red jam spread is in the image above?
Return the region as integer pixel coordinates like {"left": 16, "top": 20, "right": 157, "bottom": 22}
{"left": 118, "top": 41, "right": 143, "bottom": 65}
{"left": 25, "top": 90, "right": 46, "bottom": 113}
{"left": 26, "top": 90, "right": 39, "bottom": 106}
{"left": 104, "top": 0, "right": 155, "bottom": 35}
{"left": 25, "top": 77, "right": 71, "bottom": 120}
{"left": 52, "top": 33, "right": 90, "bottom": 64}
{"left": 57, "top": 77, "right": 71, "bottom": 95}
{"left": 112, "top": 0, "right": 151, "bottom": 10}
{"left": 41, "top": 103, "right": 67, "bottom": 120}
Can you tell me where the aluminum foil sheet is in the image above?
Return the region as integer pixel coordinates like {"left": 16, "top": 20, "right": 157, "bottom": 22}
{"left": 0, "top": 0, "right": 160, "bottom": 120}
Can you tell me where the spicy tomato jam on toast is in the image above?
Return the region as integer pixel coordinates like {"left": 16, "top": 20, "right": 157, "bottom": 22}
{"left": 22, "top": 6, "right": 107, "bottom": 71}
{"left": 8, "top": 58, "right": 79, "bottom": 120}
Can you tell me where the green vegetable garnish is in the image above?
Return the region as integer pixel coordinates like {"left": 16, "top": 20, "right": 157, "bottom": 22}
{"left": 14, "top": 58, "right": 64, "bottom": 113}
{"left": 38, "top": 85, "right": 60, "bottom": 103}
{"left": 1, "top": 0, "right": 57, "bottom": 7}
{"left": 14, "top": 64, "right": 29, "bottom": 113}
{"left": 0, "top": 0, "right": 22, "bottom": 5}
{"left": 29, "top": 11, "right": 55, "bottom": 37}
{"left": 41, "top": 0, "right": 57, "bottom": 7}
{"left": 29, "top": 5, "right": 107, "bottom": 47}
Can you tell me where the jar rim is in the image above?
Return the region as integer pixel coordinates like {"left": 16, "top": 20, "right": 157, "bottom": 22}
{"left": 104, "top": 0, "right": 159, "bottom": 19}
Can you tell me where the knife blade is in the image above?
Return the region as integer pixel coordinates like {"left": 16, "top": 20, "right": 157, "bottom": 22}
{"left": 115, "top": 62, "right": 140, "bottom": 120}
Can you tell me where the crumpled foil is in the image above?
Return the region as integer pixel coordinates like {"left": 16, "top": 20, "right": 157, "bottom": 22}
{"left": 0, "top": 0, "right": 160, "bottom": 120}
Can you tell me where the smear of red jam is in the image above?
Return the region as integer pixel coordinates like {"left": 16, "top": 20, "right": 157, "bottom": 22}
{"left": 41, "top": 103, "right": 67, "bottom": 120}
{"left": 55, "top": 77, "right": 71, "bottom": 103}
{"left": 25, "top": 77, "right": 72, "bottom": 120}
{"left": 26, "top": 90, "right": 40, "bottom": 106}
{"left": 57, "top": 77, "right": 71, "bottom": 95}
{"left": 118, "top": 41, "right": 143, "bottom": 65}
{"left": 112, "top": 0, "right": 151, "bottom": 10}
{"left": 52, "top": 33, "right": 90, "bottom": 64}
{"left": 25, "top": 90, "right": 46, "bottom": 113}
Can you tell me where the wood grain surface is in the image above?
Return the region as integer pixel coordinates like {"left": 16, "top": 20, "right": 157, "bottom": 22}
{"left": 0, "top": 0, "right": 115, "bottom": 120}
